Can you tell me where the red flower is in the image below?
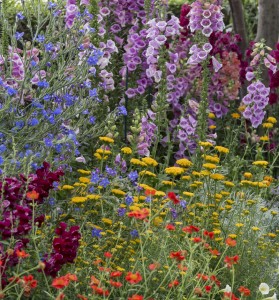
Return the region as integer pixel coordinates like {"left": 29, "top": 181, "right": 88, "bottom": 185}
{"left": 16, "top": 249, "right": 30, "bottom": 258}
{"left": 110, "top": 271, "right": 122, "bottom": 278}
{"left": 226, "top": 237, "right": 237, "bottom": 247}
{"left": 51, "top": 276, "right": 70, "bottom": 289}
{"left": 109, "top": 280, "right": 123, "bottom": 288}
{"left": 182, "top": 225, "right": 200, "bottom": 233}
{"left": 104, "top": 252, "right": 113, "bottom": 258}
{"left": 168, "top": 279, "right": 180, "bottom": 288}
{"left": 197, "top": 273, "right": 209, "bottom": 281}
{"left": 91, "top": 285, "right": 109, "bottom": 296}
{"left": 77, "top": 295, "right": 88, "bottom": 300}
{"left": 205, "top": 285, "right": 212, "bottom": 293}
{"left": 65, "top": 273, "right": 78, "bottom": 281}
{"left": 224, "top": 255, "right": 240, "bottom": 268}
{"left": 166, "top": 224, "right": 176, "bottom": 231}
{"left": 128, "top": 208, "right": 150, "bottom": 220}
{"left": 192, "top": 237, "right": 202, "bottom": 243}
{"left": 145, "top": 189, "right": 156, "bottom": 196}
{"left": 125, "top": 272, "right": 142, "bottom": 284}
{"left": 210, "top": 249, "right": 221, "bottom": 256}
{"left": 128, "top": 295, "right": 144, "bottom": 300}
{"left": 55, "top": 293, "right": 65, "bottom": 300}
{"left": 148, "top": 262, "right": 160, "bottom": 270}
{"left": 210, "top": 275, "right": 221, "bottom": 287}
{"left": 223, "top": 292, "right": 239, "bottom": 300}
{"left": 167, "top": 192, "right": 180, "bottom": 204}
{"left": 203, "top": 230, "right": 214, "bottom": 239}
{"left": 22, "top": 275, "right": 38, "bottom": 289}
{"left": 26, "top": 190, "right": 40, "bottom": 201}
{"left": 238, "top": 286, "right": 251, "bottom": 296}
{"left": 170, "top": 251, "right": 186, "bottom": 261}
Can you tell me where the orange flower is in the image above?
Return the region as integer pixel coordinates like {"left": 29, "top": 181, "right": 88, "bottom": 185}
{"left": 145, "top": 189, "right": 156, "bottom": 196}
{"left": 51, "top": 276, "right": 70, "bottom": 289}
{"left": 192, "top": 237, "right": 202, "bottom": 243}
{"left": 65, "top": 273, "right": 78, "bottom": 281}
{"left": 210, "top": 249, "right": 221, "bottom": 256}
{"left": 226, "top": 237, "right": 237, "bottom": 247}
{"left": 125, "top": 272, "right": 142, "bottom": 284}
{"left": 128, "top": 208, "right": 150, "bottom": 220}
{"left": 224, "top": 255, "right": 240, "bottom": 268}
{"left": 238, "top": 286, "right": 251, "bottom": 296}
{"left": 55, "top": 293, "right": 65, "bottom": 300}
{"left": 128, "top": 295, "right": 144, "bottom": 300}
{"left": 26, "top": 190, "right": 39, "bottom": 201}
{"left": 148, "top": 262, "right": 160, "bottom": 271}
{"left": 90, "top": 275, "right": 100, "bottom": 285}
{"left": 16, "top": 249, "right": 30, "bottom": 258}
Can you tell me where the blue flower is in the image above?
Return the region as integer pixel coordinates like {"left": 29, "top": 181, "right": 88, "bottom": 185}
{"left": 89, "top": 88, "right": 98, "bottom": 98}
{"left": 117, "top": 105, "right": 127, "bottom": 116}
{"left": 15, "top": 32, "right": 24, "bottom": 40}
{"left": 16, "top": 12, "right": 25, "bottom": 20}
{"left": 91, "top": 172, "right": 100, "bottom": 184}
{"left": 28, "top": 118, "right": 39, "bottom": 126}
{"left": 0, "top": 144, "right": 6, "bottom": 153}
{"left": 87, "top": 56, "right": 99, "bottom": 66}
{"left": 106, "top": 166, "right": 117, "bottom": 177}
{"left": 128, "top": 170, "right": 138, "bottom": 182}
{"left": 89, "top": 116, "right": 96, "bottom": 124}
{"left": 15, "top": 120, "right": 24, "bottom": 129}
{"left": 44, "top": 43, "right": 54, "bottom": 52}
{"left": 125, "top": 195, "right": 133, "bottom": 206}
{"left": 38, "top": 80, "right": 49, "bottom": 88}
{"left": 99, "top": 178, "right": 110, "bottom": 188}
{"left": 180, "top": 200, "right": 187, "bottom": 208}
{"left": 53, "top": 107, "right": 62, "bottom": 115}
{"left": 48, "top": 2, "right": 57, "bottom": 9}
{"left": 92, "top": 227, "right": 102, "bottom": 238}
{"left": 118, "top": 207, "right": 126, "bottom": 217}
{"left": 44, "top": 138, "right": 53, "bottom": 147}
{"left": 43, "top": 94, "right": 52, "bottom": 101}
{"left": 0, "top": 156, "right": 4, "bottom": 165}
{"left": 36, "top": 34, "right": 45, "bottom": 43}
{"left": 6, "top": 87, "right": 17, "bottom": 96}
{"left": 130, "top": 229, "right": 139, "bottom": 238}
{"left": 0, "top": 77, "right": 3, "bottom": 86}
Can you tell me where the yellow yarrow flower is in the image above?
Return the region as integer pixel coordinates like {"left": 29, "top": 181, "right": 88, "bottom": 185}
{"left": 260, "top": 135, "right": 269, "bottom": 141}
{"left": 99, "top": 136, "right": 114, "bottom": 143}
{"left": 228, "top": 234, "right": 237, "bottom": 239}
{"left": 138, "top": 183, "right": 156, "bottom": 191}
{"left": 102, "top": 218, "right": 113, "bottom": 225}
{"left": 235, "top": 223, "right": 244, "bottom": 227}
{"left": 139, "top": 170, "right": 156, "bottom": 177}
{"left": 215, "top": 146, "right": 229, "bottom": 153}
{"left": 121, "top": 147, "right": 132, "bottom": 154}
{"left": 130, "top": 158, "right": 147, "bottom": 167}
{"left": 155, "top": 191, "right": 166, "bottom": 197}
{"left": 176, "top": 158, "right": 192, "bottom": 167}
{"left": 210, "top": 173, "right": 225, "bottom": 180}
{"left": 181, "top": 175, "right": 191, "bottom": 180}
{"left": 62, "top": 185, "right": 75, "bottom": 190}
{"left": 267, "top": 117, "right": 277, "bottom": 124}
{"left": 71, "top": 197, "right": 87, "bottom": 203}
{"left": 203, "top": 163, "right": 217, "bottom": 170}
{"left": 165, "top": 166, "right": 185, "bottom": 176}
{"left": 183, "top": 191, "right": 194, "bottom": 197}
{"left": 79, "top": 177, "right": 90, "bottom": 184}
{"left": 243, "top": 172, "right": 253, "bottom": 179}
{"left": 223, "top": 181, "right": 235, "bottom": 187}
{"left": 252, "top": 160, "right": 268, "bottom": 167}
{"left": 208, "top": 112, "right": 215, "bottom": 119}
{"left": 209, "top": 125, "right": 216, "bottom": 130}
{"left": 204, "top": 155, "right": 220, "bottom": 163}
{"left": 111, "top": 189, "right": 126, "bottom": 196}
{"left": 161, "top": 180, "right": 176, "bottom": 186}
{"left": 87, "top": 194, "right": 101, "bottom": 200}
{"left": 73, "top": 182, "right": 87, "bottom": 187}
{"left": 262, "top": 122, "right": 273, "bottom": 128}
{"left": 77, "top": 169, "right": 91, "bottom": 175}
{"left": 231, "top": 112, "right": 241, "bottom": 119}
{"left": 268, "top": 233, "right": 277, "bottom": 238}
{"left": 199, "top": 141, "right": 213, "bottom": 147}
{"left": 142, "top": 157, "right": 158, "bottom": 167}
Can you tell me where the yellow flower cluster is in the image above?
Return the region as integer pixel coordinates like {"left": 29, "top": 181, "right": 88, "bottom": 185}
{"left": 121, "top": 147, "right": 133, "bottom": 154}
{"left": 215, "top": 146, "right": 229, "bottom": 154}
{"left": 252, "top": 160, "right": 268, "bottom": 167}
{"left": 139, "top": 170, "right": 156, "bottom": 177}
{"left": 176, "top": 158, "right": 192, "bottom": 167}
{"left": 99, "top": 136, "right": 114, "bottom": 143}
{"left": 164, "top": 166, "right": 185, "bottom": 176}
{"left": 142, "top": 157, "right": 158, "bottom": 167}
{"left": 130, "top": 158, "right": 147, "bottom": 167}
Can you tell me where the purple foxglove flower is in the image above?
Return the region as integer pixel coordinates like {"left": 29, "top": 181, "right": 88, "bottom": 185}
{"left": 246, "top": 71, "right": 255, "bottom": 81}
{"left": 212, "top": 56, "right": 222, "bottom": 72}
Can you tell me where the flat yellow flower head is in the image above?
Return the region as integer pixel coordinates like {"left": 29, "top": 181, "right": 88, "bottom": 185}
{"left": 142, "top": 157, "right": 158, "bottom": 167}
{"left": 252, "top": 160, "right": 268, "bottom": 167}
{"left": 215, "top": 146, "right": 229, "bottom": 154}
{"left": 176, "top": 158, "right": 192, "bottom": 168}
{"left": 165, "top": 166, "right": 185, "bottom": 176}
{"left": 121, "top": 147, "right": 133, "bottom": 155}
{"left": 99, "top": 136, "right": 114, "bottom": 143}
{"left": 267, "top": 117, "right": 277, "bottom": 124}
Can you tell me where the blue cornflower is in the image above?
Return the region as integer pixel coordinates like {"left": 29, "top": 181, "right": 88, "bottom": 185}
{"left": 105, "top": 166, "right": 117, "bottom": 177}
{"left": 82, "top": 110, "right": 89, "bottom": 114}
{"left": 128, "top": 170, "right": 138, "bottom": 182}
{"left": 0, "top": 145, "right": 6, "bottom": 153}
{"left": 125, "top": 195, "right": 133, "bottom": 206}
{"left": 64, "top": 93, "right": 74, "bottom": 106}
{"left": 43, "top": 94, "right": 52, "bottom": 101}
{"left": 145, "top": 196, "right": 152, "bottom": 203}
{"left": 99, "top": 178, "right": 110, "bottom": 188}
{"left": 91, "top": 172, "right": 100, "bottom": 184}
{"left": 48, "top": 115, "right": 55, "bottom": 124}
{"left": 118, "top": 207, "right": 126, "bottom": 217}
{"left": 38, "top": 80, "right": 49, "bottom": 88}
{"left": 15, "top": 120, "right": 24, "bottom": 129}
{"left": 44, "top": 43, "right": 54, "bottom": 52}
{"left": 28, "top": 118, "right": 39, "bottom": 126}
{"left": 89, "top": 186, "right": 95, "bottom": 193}
{"left": 180, "top": 200, "right": 187, "bottom": 209}
{"left": 83, "top": 81, "right": 91, "bottom": 88}
{"left": 16, "top": 12, "right": 25, "bottom": 20}
{"left": 89, "top": 116, "right": 96, "bottom": 124}
{"left": 55, "top": 144, "right": 62, "bottom": 153}
{"left": 48, "top": 1, "right": 57, "bottom": 9}
{"left": 36, "top": 34, "right": 45, "bottom": 43}
{"left": 48, "top": 197, "right": 55, "bottom": 205}
{"left": 117, "top": 105, "right": 127, "bottom": 116}
{"left": 130, "top": 229, "right": 139, "bottom": 238}
{"left": 87, "top": 56, "right": 99, "bottom": 66}
{"left": 89, "top": 88, "right": 98, "bottom": 98}
{"left": 0, "top": 156, "right": 4, "bottom": 165}
{"left": 6, "top": 87, "right": 17, "bottom": 96}
{"left": 31, "top": 60, "right": 37, "bottom": 67}
{"left": 15, "top": 32, "right": 24, "bottom": 40}
{"left": 44, "top": 138, "right": 53, "bottom": 147}
{"left": 53, "top": 107, "right": 62, "bottom": 115}
{"left": 92, "top": 228, "right": 102, "bottom": 238}
{"left": 0, "top": 77, "right": 3, "bottom": 86}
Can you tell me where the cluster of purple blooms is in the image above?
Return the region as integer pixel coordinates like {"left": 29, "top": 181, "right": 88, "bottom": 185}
{"left": 188, "top": 0, "right": 225, "bottom": 37}
{"left": 242, "top": 80, "right": 270, "bottom": 128}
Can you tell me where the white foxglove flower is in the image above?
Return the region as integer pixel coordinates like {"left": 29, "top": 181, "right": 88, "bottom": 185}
{"left": 263, "top": 293, "right": 277, "bottom": 300}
